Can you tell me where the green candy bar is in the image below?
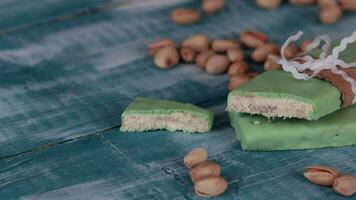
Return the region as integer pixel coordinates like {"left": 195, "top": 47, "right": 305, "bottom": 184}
{"left": 229, "top": 105, "right": 356, "bottom": 151}
{"left": 120, "top": 97, "right": 214, "bottom": 133}
{"left": 227, "top": 70, "right": 341, "bottom": 120}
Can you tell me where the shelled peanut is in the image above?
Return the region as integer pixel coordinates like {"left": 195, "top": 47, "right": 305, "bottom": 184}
{"left": 184, "top": 148, "right": 228, "bottom": 197}
{"left": 304, "top": 165, "right": 356, "bottom": 197}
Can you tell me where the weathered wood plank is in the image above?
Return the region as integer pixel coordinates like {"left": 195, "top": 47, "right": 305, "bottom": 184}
{"left": 0, "top": 0, "right": 355, "bottom": 158}
{"left": 0, "top": 101, "right": 354, "bottom": 199}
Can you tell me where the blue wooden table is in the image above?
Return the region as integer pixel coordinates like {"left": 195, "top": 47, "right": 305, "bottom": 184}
{"left": 0, "top": 1, "right": 355, "bottom": 199}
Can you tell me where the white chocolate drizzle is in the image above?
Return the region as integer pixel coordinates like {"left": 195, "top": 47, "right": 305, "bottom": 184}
{"left": 278, "top": 31, "right": 356, "bottom": 103}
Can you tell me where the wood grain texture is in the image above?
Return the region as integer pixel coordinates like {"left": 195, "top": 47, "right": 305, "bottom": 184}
{"left": 0, "top": 0, "right": 355, "bottom": 199}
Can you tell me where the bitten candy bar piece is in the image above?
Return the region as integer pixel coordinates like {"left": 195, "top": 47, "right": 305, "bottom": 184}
{"left": 120, "top": 97, "right": 214, "bottom": 133}
{"left": 227, "top": 70, "right": 341, "bottom": 120}
{"left": 229, "top": 105, "right": 356, "bottom": 151}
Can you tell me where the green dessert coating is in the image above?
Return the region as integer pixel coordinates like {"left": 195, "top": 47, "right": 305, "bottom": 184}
{"left": 229, "top": 105, "right": 356, "bottom": 151}
{"left": 120, "top": 97, "right": 214, "bottom": 133}
{"left": 228, "top": 70, "right": 341, "bottom": 120}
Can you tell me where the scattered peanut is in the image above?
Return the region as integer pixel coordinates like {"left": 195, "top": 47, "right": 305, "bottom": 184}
{"left": 189, "top": 162, "right": 221, "bottom": 182}
{"left": 252, "top": 43, "right": 279, "bottom": 62}
{"left": 194, "top": 176, "right": 228, "bottom": 197}
{"left": 171, "top": 8, "right": 201, "bottom": 25}
{"left": 300, "top": 39, "right": 313, "bottom": 52}
{"left": 182, "top": 34, "right": 210, "bottom": 52}
{"left": 333, "top": 175, "right": 356, "bottom": 196}
{"left": 247, "top": 72, "right": 259, "bottom": 78}
{"left": 212, "top": 39, "right": 240, "bottom": 53}
{"left": 195, "top": 50, "right": 214, "bottom": 68}
{"left": 240, "top": 30, "right": 269, "bottom": 48}
{"left": 317, "top": 0, "right": 337, "bottom": 8}
{"left": 304, "top": 165, "right": 340, "bottom": 186}
{"left": 227, "top": 48, "right": 245, "bottom": 62}
{"left": 228, "top": 75, "right": 252, "bottom": 90}
{"left": 202, "top": 0, "right": 225, "bottom": 14}
{"left": 205, "top": 54, "right": 230, "bottom": 74}
{"left": 289, "top": 0, "right": 316, "bottom": 5}
{"left": 180, "top": 47, "right": 197, "bottom": 62}
{"left": 283, "top": 44, "right": 300, "bottom": 59}
{"left": 148, "top": 39, "right": 176, "bottom": 55}
{"left": 264, "top": 55, "right": 281, "bottom": 71}
{"left": 184, "top": 148, "right": 209, "bottom": 169}
{"left": 228, "top": 61, "right": 248, "bottom": 76}
{"left": 256, "top": 0, "right": 282, "bottom": 9}
{"left": 340, "top": 0, "right": 356, "bottom": 11}
{"left": 319, "top": 5, "right": 342, "bottom": 24}
{"left": 154, "top": 46, "right": 180, "bottom": 69}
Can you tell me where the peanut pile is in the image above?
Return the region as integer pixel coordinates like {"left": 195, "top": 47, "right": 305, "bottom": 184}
{"left": 148, "top": 30, "right": 309, "bottom": 91}
{"left": 183, "top": 148, "right": 228, "bottom": 197}
{"left": 304, "top": 165, "right": 356, "bottom": 196}
{"left": 256, "top": 0, "right": 356, "bottom": 24}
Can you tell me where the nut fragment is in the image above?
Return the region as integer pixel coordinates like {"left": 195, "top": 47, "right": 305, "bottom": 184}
{"left": 227, "top": 48, "right": 245, "bottom": 62}
{"left": 184, "top": 148, "right": 208, "bottom": 169}
{"left": 319, "top": 5, "right": 342, "bottom": 24}
{"left": 154, "top": 46, "right": 180, "bottom": 69}
{"left": 304, "top": 165, "right": 340, "bottom": 186}
{"left": 189, "top": 162, "right": 221, "bottom": 182}
{"left": 340, "top": 0, "right": 356, "bottom": 11}
{"left": 202, "top": 0, "right": 225, "bottom": 14}
{"left": 264, "top": 55, "right": 281, "bottom": 71}
{"left": 228, "top": 75, "right": 252, "bottom": 90}
{"left": 300, "top": 39, "right": 313, "bottom": 52}
{"left": 333, "top": 175, "right": 356, "bottom": 196}
{"left": 182, "top": 34, "right": 210, "bottom": 52}
{"left": 148, "top": 39, "right": 176, "bottom": 55}
{"left": 228, "top": 61, "right": 248, "bottom": 76}
{"left": 256, "top": 0, "right": 282, "bottom": 9}
{"left": 194, "top": 176, "right": 228, "bottom": 197}
{"left": 205, "top": 54, "right": 230, "bottom": 74}
{"left": 180, "top": 47, "right": 197, "bottom": 62}
{"left": 211, "top": 40, "right": 240, "bottom": 53}
{"left": 252, "top": 43, "right": 279, "bottom": 62}
{"left": 240, "top": 30, "right": 268, "bottom": 48}
{"left": 289, "top": 0, "right": 316, "bottom": 5}
{"left": 195, "top": 50, "right": 214, "bottom": 68}
{"left": 283, "top": 44, "right": 300, "bottom": 59}
{"left": 171, "top": 8, "right": 201, "bottom": 25}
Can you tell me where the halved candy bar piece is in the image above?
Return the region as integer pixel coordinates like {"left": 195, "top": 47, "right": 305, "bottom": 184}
{"left": 229, "top": 105, "right": 356, "bottom": 151}
{"left": 120, "top": 97, "right": 214, "bottom": 133}
{"left": 227, "top": 70, "right": 341, "bottom": 120}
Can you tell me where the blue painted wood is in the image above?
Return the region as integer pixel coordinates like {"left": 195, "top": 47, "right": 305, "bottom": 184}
{"left": 0, "top": 1, "right": 355, "bottom": 199}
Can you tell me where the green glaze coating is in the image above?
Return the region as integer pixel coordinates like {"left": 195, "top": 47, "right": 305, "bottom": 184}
{"left": 229, "top": 105, "right": 356, "bottom": 151}
{"left": 121, "top": 97, "right": 214, "bottom": 128}
{"left": 228, "top": 70, "right": 341, "bottom": 120}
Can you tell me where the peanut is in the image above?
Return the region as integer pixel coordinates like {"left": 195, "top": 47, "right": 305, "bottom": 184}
{"left": 304, "top": 165, "right": 340, "bottom": 186}
{"left": 317, "top": 0, "right": 337, "bottom": 8}
{"left": 247, "top": 72, "right": 259, "bottom": 78}
{"left": 264, "top": 55, "right": 282, "bottom": 71}
{"left": 333, "top": 175, "right": 356, "bottom": 196}
{"left": 228, "top": 61, "right": 248, "bottom": 76}
{"left": 283, "top": 44, "right": 300, "bottom": 59}
{"left": 171, "top": 8, "right": 201, "bottom": 25}
{"left": 256, "top": 0, "right": 282, "bottom": 9}
{"left": 340, "top": 0, "right": 356, "bottom": 11}
{"left": 154, "top": 46, "right": 180, "bottom": 69}
{"left": 289, "top": 0, "right": 316, "bottom": 5}
{"left": 195, "top": 50, "right": 214, "bottom": 68}
{"left": 148, "top": 39, "right": 176, "bottom": 55}
{"left": 189, "top": 162, "right": 221, "bottom": 182}
{"left": 228, "top": 75, "right": 252, "bottom": 90}
{"left": 240, "top": 30, "right": 269, "bottom": 48}
{"left": 184, "top": 148, "right": 208, "bottom": 169}
{"left": 227, "top": 48, "right": 245, "bottom": 62}
{"left": 252, "top": 43, "right": 279, "bottom": 62}
{"left": 182, "top": 34, "right": 210, "bottom": 52}
{"left": 205, "top": 54, "right": 230, "bottom": 74}
{"left": 211, "top": 39, "right": 240, "bottom": 53}
{"left": 194, "top": 176, "right": 228, "bottom": 197}
{"left": 301, "top": 39, "right": 313, "bottom": 52}
{"left": 180, "top": 47, "right": 197, "bottom": 62}
{"left": 202, "top": 0, "right": 225, "bottom": 14}
{"left": 319, "top": 5, "right": 342, "bottom": 24}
